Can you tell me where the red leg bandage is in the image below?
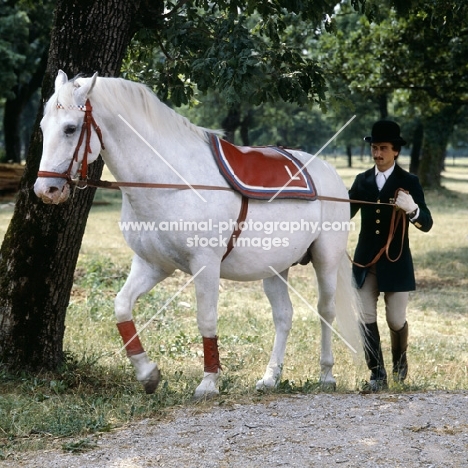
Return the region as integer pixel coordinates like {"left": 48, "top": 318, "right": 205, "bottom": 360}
{"left": 203, "top": 336, "right": 222, "bottom": 373}
{"left": 117, "top": 320, "right": 145, "bottom": 356}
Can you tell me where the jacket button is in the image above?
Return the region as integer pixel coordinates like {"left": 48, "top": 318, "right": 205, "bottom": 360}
{"left": 376, "top": 230, "right": 380, "bottom": 234}
{"left": 376, "top": 209, "right": 380, "bottom": 213}
{"left": 376, "top": 219, "right": 380, "bottom": 224}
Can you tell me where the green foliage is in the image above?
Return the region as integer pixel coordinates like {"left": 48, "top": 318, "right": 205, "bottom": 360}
{"left": 0, "top": 0, "right": 53, "bottom": 161}
{"left": 315, "top": 0, "right": 468, "bottom": 181}
{"left": 0, "top": 3, "right": 29, "bottom": 99}
{"left": 178, "top": 93, "right": 335, "bottom": 149}
{"left": 122, "top": 2, "right": 334, "bottom": 108}
{"left": 321, "top": 1, "right": 468, "bottom": 111}
{"left": 121, "top": 0, "right": 468, "bottom": 157}
{"left": 0, "top": 1, "right": 52, "bottom": 97}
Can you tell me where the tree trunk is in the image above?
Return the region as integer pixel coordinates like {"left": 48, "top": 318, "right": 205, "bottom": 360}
{"left": 0, "top": 0, "right": 144, "bottom": 371}
{"left": 418, "top": 105, "right": 460, "bottom": 188}
{"left": 409, "top": 121, "right": 423, "bottom": 175}
{"left": 222, "top": 107, "right": 241, "bottom": 143}
{"left": 3, "top": 98, "right": 22, "bottom": 163}
{"left": 378, "top": 93, "right": 388, "bottom": 119}
{"left": 239, "top": 109, "right": 253, "bottom": 146}
{"left": 3, "top": 51, "right": 48, "bottom": 163}
{"left": 346, "top": 144, "right": 352, "bottom": 168}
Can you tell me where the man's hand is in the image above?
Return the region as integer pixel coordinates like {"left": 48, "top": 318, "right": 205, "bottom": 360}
{"left": 395, "top": 191, "right": 418, "bottom": 214}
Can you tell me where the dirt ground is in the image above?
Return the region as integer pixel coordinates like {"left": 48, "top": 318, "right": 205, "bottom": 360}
{"left": 4, "top": 391, "right": 468, "bottom": 468}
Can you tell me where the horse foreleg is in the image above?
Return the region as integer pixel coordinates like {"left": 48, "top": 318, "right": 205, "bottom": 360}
{"left": 195, "top": 335, "right": 221, "bottom": 398}
{"left": 115, "top": 255, "right": 172, "bottom": 394}
{"left": 256, "top": 270, "right": 293, "bottom": 391}
{"left": 192, "top": 263, "right": 222, "bottom": 400}
{"left": 117, "top": 320, "right": 160, "bottom": 394}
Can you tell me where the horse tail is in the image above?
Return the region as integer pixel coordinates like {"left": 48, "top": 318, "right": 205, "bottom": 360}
{"left": 334, "top": 253, "right": 365, "bottom": 362}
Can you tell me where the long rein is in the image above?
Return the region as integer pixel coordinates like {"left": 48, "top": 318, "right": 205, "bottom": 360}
{"left": 37, "top": 99, "right": 406, "bottom": 266}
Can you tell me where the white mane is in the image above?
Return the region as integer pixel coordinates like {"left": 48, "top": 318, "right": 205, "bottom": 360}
{"left": 48, "top": 76, "right": 217, "bottom": 144}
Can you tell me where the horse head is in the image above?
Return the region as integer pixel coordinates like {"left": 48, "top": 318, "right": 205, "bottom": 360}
{"left": 34, "top": 70, "right": 103, "bottom": 204}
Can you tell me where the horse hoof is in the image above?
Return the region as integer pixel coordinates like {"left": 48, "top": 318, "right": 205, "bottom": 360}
{"left": 192, "top": 390, "right": 219, "bottom": 401}
{"left": 143, "top": 367, "right": 161, "bottom": 394}
{"left": 256, "top": 379, "right": 276, "bottom": 391}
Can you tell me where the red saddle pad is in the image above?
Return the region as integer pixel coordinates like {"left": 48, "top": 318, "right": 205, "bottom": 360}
{"left": 209, "top": 134, "right": 316, "bottom": 201}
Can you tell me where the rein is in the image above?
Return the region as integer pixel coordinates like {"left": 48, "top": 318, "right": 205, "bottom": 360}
{"left": 38, "top": 99, "right": 405, "bottom": 265}
{"left": 76, "top": 178, "right": 396, "bottom": 207}
{"left": 76, "top": 179, "right": 393, "bottom": 206}
{"left": 347, "top": 189, "right": 407, "bottom": 268}
{"left": 81, "top": 178, "right": 233, "bottom": 192}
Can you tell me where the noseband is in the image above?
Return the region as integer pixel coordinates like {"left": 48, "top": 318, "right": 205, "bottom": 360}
{"left": 37, "top": 99, "right": 105, "bottom": 186}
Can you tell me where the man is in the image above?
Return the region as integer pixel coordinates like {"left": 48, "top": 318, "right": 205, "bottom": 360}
{"left": 349, "top": 120, "right": 433, "bottom": 391}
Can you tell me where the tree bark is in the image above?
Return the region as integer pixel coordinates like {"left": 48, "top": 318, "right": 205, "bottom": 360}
{"left": 409, "top": 121, "right": 423, "bottom": 175}
{"left": 418, "top": 105, "right": 460, "bottom": 188}
{"left": 0, "top": 0, "right": 144, "bottom": 371}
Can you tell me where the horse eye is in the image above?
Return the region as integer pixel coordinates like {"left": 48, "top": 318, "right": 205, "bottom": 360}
{"left": 64, "top": 125, "right": 77, "bottom": 136}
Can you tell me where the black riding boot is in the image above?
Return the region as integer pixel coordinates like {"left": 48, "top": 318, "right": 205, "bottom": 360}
{"left": 390, "top": 321, "right": 408, "bottom": 383}
{"left": 361, "top": 322, "right": 388, "bottom": 391}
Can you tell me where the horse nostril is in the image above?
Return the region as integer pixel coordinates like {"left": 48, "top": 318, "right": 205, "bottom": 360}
{"left": 47, "top": 186, "right": 60, "bottom": 194}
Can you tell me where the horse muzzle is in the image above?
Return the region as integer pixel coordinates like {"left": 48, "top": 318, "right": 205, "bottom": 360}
{"left": 34, "top": 177, "right": 71, "bottom": 204}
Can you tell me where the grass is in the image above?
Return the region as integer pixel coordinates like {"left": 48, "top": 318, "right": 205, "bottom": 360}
{"left": 0, "top": 156, "right": 467, "bottom": 458}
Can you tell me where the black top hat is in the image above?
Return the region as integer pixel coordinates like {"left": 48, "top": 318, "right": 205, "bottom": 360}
{"left": 364, "top": 120, "right": 406, "bottom": 146}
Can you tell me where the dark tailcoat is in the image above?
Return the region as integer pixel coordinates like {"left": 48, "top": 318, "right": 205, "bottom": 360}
{"left": 349, "top": 164, "right": 433, "bottom": 292}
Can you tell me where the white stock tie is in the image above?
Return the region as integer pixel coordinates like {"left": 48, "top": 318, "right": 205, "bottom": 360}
{"left": 376, "top": 172, "right": 386, "bottom": 191}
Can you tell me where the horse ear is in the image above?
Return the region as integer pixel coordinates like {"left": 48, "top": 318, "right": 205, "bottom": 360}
{"left": 55, "top": 70, "right": 68, "bottom": 92}
{"left": 73, "top": 72, "right": 98, "bottom": 105}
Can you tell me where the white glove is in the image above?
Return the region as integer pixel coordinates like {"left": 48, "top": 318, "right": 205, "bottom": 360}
{"left": 395, "top": 191, "right": 418, "bottom": 214}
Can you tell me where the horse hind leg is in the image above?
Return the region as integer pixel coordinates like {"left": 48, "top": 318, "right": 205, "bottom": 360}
{"left": 311, "top": 244, "right": 342, "bottom": 390}
{"left": 115, "top": 254, "right": 173, "bottom": 394}
{"left": 256, "top": 269, "right": 293, "bottom": 391}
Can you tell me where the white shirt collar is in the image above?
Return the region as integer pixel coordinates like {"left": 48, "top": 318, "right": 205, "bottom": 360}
{"left": 375, "top": 163, "right": 395, "bottom": 178}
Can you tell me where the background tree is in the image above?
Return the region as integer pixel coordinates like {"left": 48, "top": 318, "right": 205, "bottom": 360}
{"left": 0, "top": 2, "right": 29, "bottom": 100}
{"left": 318, "top": 0, "right": 468, "bottom": 186}
{"left": 0, "top": 1, "right": 30, "bottom": 161}
{"left": 3, "top": 1, "right": 53, "bottom": 163}
{"left": 0, "top": 0, "right": 54, "bottom": 163}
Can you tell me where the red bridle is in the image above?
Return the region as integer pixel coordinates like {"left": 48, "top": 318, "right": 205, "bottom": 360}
{"left": 37, "top": 99, "right": 105, "bottom": 185}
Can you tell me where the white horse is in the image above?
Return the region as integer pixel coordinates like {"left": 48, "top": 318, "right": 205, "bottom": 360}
{"left": 34, "top": 71, "right": 362, "bottom": 398}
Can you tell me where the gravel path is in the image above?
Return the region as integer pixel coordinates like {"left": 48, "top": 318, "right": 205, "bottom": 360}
{"left": 5, "top": 391, "right": 468, "bottom": 467}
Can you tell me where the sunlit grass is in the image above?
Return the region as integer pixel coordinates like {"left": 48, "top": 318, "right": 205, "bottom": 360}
{"left": 54, "top": 157, "right": 468, "bottom": 394}
{"left": 1, "top": 157, "right": 467, "bottom": 458}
